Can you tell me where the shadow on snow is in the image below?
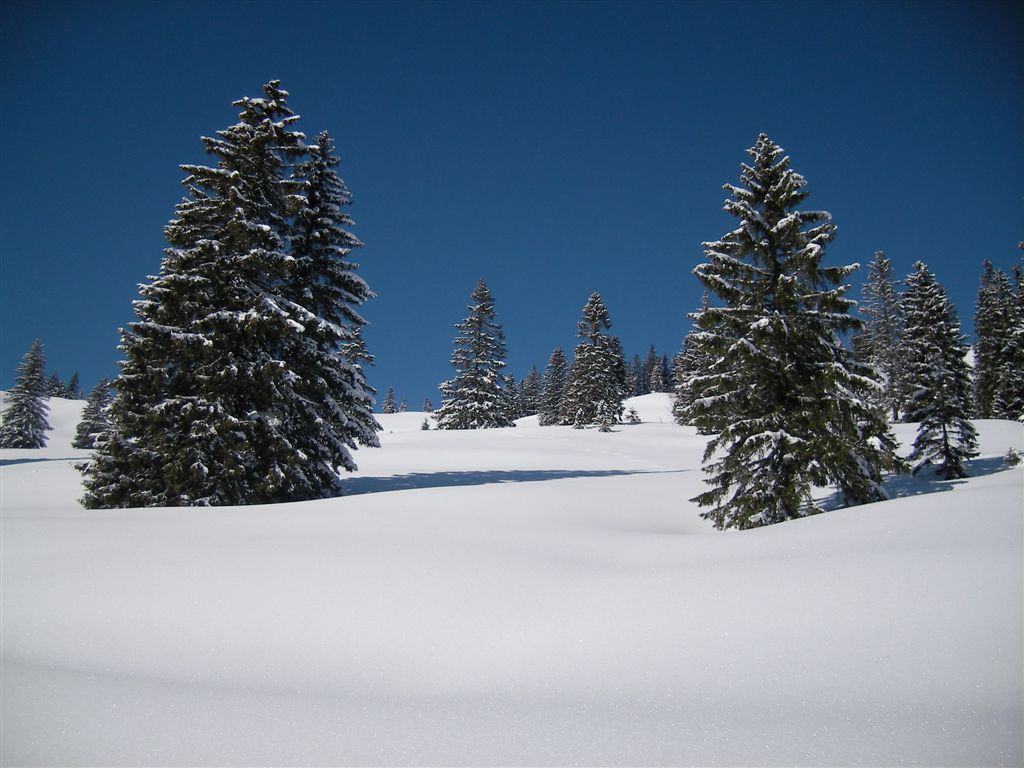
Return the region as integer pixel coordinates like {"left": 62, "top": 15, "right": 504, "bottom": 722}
{"left": 818, "top": 456, "right": 1012, "bottom": 512}
{"left": 0, "top": 456, "right": 82, "bottom": 468}
{"left": 343, "top": 468, "right": 685, "bottom": 496}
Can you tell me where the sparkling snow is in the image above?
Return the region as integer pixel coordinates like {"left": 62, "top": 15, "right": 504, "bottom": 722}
{"left": 1, "top": 393, "right": 1021, "bottom": 766}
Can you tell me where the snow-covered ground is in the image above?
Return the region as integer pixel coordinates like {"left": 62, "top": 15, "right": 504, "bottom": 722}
{"left": 2, "top": 393, "right": 1021, "bottom": 766}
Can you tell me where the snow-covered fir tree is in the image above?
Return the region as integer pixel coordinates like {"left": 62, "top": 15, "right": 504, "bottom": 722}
{"left": 72, "top": 379, "right": 113, "bottom": 449}
{"left": 503, "top": 375, "right": 524, "bottom": 421}
{"left": 435, "top": 279, "right": 513, "bottom": 429}
{"left": 399, "top": 399, "right": 408, "bottom": 413}
{"left": 65, "top": 372, "right": 82, "bottom": 400}
{"left": 539, "top": 347, "right": 569, "bottom": 426}
{"left": 902, "top": 262, "right": 978, "bottom": 479}
{"left": 853, "top": 251, "right": 905, "bottom": 421}
{"left": 973, "top": 260, "right": 1022, "bottom": 419}
{"left": 627, "top": 354, "right": 644, "bottom": 397}
{"left": 642, "top": 346, "right": 661, "bottom": 395}
{"left": 381, "top": 387, "right": 398, "bottom": 414}
{"left": 519, "top": 366, "right": 542, "bottom": 416}
{"left": 284, "top": 129, "right": 381, "bottom": 471}
{"left": 561, "top": 293, "right": 625, "bottom": 429}
{"left": 673, "top": 294, "right": 715, "bottom": 429}
{"left": 83, "top": 82, "right": 375, "bottom": 508}
{"left": 691, "top": 134, "right": 902, "bottom": 530}
{"left": 0, "top": 339, "right": 52, "bottom": 449}
{"left": 423, "top": 398, "right": 434, "bottom": 413}
{"left": 45, "top": 373, "right": 65, "bottom": 398}
{"left": 647, "top": 354, "right": 666, "bottom": 393}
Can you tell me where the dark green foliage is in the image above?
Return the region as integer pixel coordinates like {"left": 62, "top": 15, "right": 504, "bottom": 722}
{"left": 854, "top": 251, "right": 906, "bottom": 421}
{"left": 82, "top": 82, "right": 376, "bottom": 508}
{"left": 561, "top": 293, "right": 626, "bottom": 429}
{"left": 691, "top": 134, "right": 902, "bottom": 530}
{"left": 435, "top": 279, "right": 513, "bottom": 429}
{"left": 0, "top": 339, "right": 52, "bottom": 449}
{"left": 381, "top": 388, "right": 398, "bottom": 414}
{"left": 519, "top": 366, "right": 542, "bottom": 416}
{"left": 45, "top": 374, "right": 65, "bottom": 398}
{"left": 72, "top": 379, "right": 113, "bottom": 449}
{"left": 903, "top": 262, "right": 978, "bottom": 479}
{"left": 65, "top": 373, "right": 82, "bottom": 400}
{"left": 973, "top": 260, "right": 1024, "bottom": 420}
{"left": 539, "top": 347, "right": 569, "bottom": 426}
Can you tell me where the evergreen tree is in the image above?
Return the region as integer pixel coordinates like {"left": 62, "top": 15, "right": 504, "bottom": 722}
{"left": 45, "top": 373, "right": 65, "bottom": 398}
{"left": 673, "top": 293, "right": 723, "bottom": 431}
{"left": 503, "top": 374, "right": 524, "bottom": 421}
{"left": 399, "top": 399, "right": 408, "bottom": 413}
{"left": 284, "top": 129, "right": 381, "bottom": 466}
{"left": 72, "top": 379, "right": 113, "bottom": 449}
{"left": 973, "top": 260, "right": 1020, "bottom": 419}
{"left": 854, "top": 251, "right": 905, "bottom": 420}
{"left": 902, "top": 262, "right": 978, "bottom": 478}
{"left": 647, "top": 353, "right": 666, "bottom": 393}
{"left": 83, "top": 82, "right": 371, "bottom": 508}
{"left": 0, "top": 339, "right": 52, "bottom": 449}
{"left": 561, "top": 293, "right": 624, "bottom": 429}
{"left": 65, "top": 372, "right": 82, "bottom": 400}
{"left": 627, "top": 354, "right": 644, "bottom": 397}
{"left": 519, "top": 366, "right": 542, "bottom": 416}
{"left": 381, "top": 387, "right": 398, "bottom": 414}
{"left": 539, "top": 347, "right": 569, "bottom": 426}
{"left": 691, "top": 134, "right": 902, "bottom": 530}
{"left": 423, "top": 398, "right": 434, "bottom": 413}
{"left": 435, "top": 279, "right": 513, "bottom": 429}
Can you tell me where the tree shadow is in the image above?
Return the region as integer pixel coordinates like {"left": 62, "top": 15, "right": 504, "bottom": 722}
{"left": 343, "top": 468, "right": 685, "bottom": 496}
{"left": 0, "top": 456, "right": 81, "bottom": 468}
{"left": 818, "top": 456, "right": 1013, "bottom": 512}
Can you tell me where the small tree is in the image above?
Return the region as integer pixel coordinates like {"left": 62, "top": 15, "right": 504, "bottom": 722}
{"left": 423, "top": 398, "right": 434, "bottom": 412}
{"left": 561, "top": 293, "right": 624, "bottom": 429}
{"left": 65, "top": 372, "right": 83, "bottom": 400}
{"left": 0, "top": 340, "right": 52, "bottom": 449}
{"left": 539, "top": 347, "right": 569, "bottom": 426}
{"left": 854, "top": 251, "right": 905, "bottom": 421}
{"left": 381, "top": 388, "right": 398, "bottom": 414}
{"left": 435, "top": 279, "right": 513, "bottom": 429}
{"left": 903, "top": 262, "right": 978, "bottom": 479}
{"left": 519, "top": 366, "right": 543, "bottom": 416}
{"left": 72, "top": 379, "right": 113, "bottom": 449}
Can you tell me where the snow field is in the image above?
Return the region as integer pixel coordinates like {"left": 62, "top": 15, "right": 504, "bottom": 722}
{"left": 1, "top": 394, "right": 1021, "bottom": 765}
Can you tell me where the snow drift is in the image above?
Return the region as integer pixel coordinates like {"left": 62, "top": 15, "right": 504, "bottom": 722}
{"left": 1, "top": 393, "right": 1021, "bottom": 765}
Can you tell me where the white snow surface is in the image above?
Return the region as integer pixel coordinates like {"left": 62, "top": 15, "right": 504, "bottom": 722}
{"left": 1, "top": 392, "right": 1021, "bottom": 766}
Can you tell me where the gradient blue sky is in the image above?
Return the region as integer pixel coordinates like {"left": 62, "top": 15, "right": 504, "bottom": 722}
{"left": 2, "top": 0, "right": 1022, "bottom": 406}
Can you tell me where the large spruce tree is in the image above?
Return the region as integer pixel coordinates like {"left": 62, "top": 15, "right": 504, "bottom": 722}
{"left": 691, "top": 134, "right": 902, "bottom": 530}
{"left": 560, "top": 293, "right": 626, "bottom": 429}
{"left": 0, "top": 339, "right": 52, "bottom": 449}
{"left": 854, "top": 251, "right": 906, "bottom": 420}
{"left": 82, "top": 82, "right": 375, "bottom": 508}
{"left": 284, "top": 129, "right": 380, "bottom": 473}
{"left": 903, "top": 262, "right": 978, "bottom": 479}
{"left": 435, "top": 279, "right": 513, "bottom": 429}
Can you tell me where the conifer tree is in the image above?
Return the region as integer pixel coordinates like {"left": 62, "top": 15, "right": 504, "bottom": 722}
{"left": 520, "top": 366, "right": 542, "bottom": 416}
{"left": 0, "top": 340, "right": 52, "bottom": 449}
{"left": 561, "top": 293, "right": 625, "bottom": 429}
{"left": 72, "top": 379, "right": 113, "bottom": 449}
{"left": 539, "top": 347, "right": 569, "bottom": 426}
{"left": 973, "top": 261, "right": 1020, "bottom": 419}
{"left": 65, "top": 372, "right": 82, "bottom": 400}
{"left": 284, "top": 129, "right": 381, "bottom": 471}
{"left": 83, "top": 82, "right": 372, "bottom": 508}
{"left": 399, "top": 399, "right": 408, "bottom": 413}
{"left": 691, "top": 134, "right": 902, "bottom": 529}
{"left": 381, "top": 387, "right": 398, "bottom": 414}
{"left": 45, "top": 374, "right": 65, "bottom": 398}
{"left": 854, "top": 251, "right": 905, "bottom": 420}
{"left": 627, "top": 355, "right": 643, "bottom": 397}
{"left": 648, "top": 355, "right": 666, "bottom": 393}
{"left": 903, "top": 262, "right": 978, "bottom": 479}
{"left": 423, "top": 398, "right": 434, "bottom": 413}
{"left": 435, "top": 279, "right": 513, "bottom": 429}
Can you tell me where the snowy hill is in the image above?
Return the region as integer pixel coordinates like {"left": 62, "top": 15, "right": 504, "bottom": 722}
{"left": 2, "top": 394, "right": 1021, "bottom": 766}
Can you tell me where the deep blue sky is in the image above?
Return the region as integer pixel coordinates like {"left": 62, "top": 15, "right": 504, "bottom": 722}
{"left": 2, "top": 0, "right": 1022, "bottom": 406}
